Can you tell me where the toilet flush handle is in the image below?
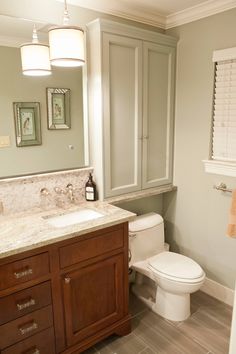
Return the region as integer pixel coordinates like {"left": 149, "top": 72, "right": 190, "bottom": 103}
{"left": 129, "top": 233, "right": 136, "bottom": 238}
{"left": 128, "top": 249, "right": 132, "bottom": 263}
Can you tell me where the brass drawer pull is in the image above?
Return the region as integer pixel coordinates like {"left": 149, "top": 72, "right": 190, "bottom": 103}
{"left": 32, "top": 350, "right": 40, "bottom": 354}
{"left": 22, "top": 347, "right": 40, "bottom": 354}
{"left": 14, "top": 268, "right": 33, "bottom": 279}
{"left": 19, "top": 321, "right": 38, "bottom": 335}
{"left": 17, "top": 298, "right": 36, "bottom": 311}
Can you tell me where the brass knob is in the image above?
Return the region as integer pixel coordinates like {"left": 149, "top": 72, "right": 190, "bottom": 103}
{"left": 65, "top": 277, "right": 71, "bottom": 284}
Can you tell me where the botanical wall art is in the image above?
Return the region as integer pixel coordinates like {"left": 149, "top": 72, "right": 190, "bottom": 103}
{"left": 13, "top": 102, "right": 42, "bottom": 147}
{"left": 46, "top": 87, "right": 71, "bottom": 130}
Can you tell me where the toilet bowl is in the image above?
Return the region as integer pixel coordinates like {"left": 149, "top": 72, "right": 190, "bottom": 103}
{"left": 129, "top": 213, "right": 205, "bottom": 322}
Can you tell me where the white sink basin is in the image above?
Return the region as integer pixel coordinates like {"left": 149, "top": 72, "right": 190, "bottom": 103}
{"left": 44, "top": 209, "right": 104, "bottom": 228}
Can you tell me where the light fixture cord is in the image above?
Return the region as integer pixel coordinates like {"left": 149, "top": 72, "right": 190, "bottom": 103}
{"left": 63, "top": 0, "right": 70, "bottom": 25}
{"left": 32, "top": 24, "right": 39, "bottom": 44}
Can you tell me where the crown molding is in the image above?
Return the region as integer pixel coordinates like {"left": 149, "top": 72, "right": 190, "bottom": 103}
{"left": 60, "top": 0, "right": 236, "bottom": 30}
{"left": 96, "top": 9, "right": 166, "bottom": 29}
{"left": 56, "top": 0, "right": 166, "bottom": 28}
{"left": 166, "top": 0, "right": 236, "bottom": 29}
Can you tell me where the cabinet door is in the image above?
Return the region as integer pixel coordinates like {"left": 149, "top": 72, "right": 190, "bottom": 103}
{"left": 142, "top": 41, "right": 175, "bottom": 189}
{"left": 62, "top": 254, "right": 125, "bottom": 346}
{"left": 103, "top": 33, "right": 143, "bottom": 198}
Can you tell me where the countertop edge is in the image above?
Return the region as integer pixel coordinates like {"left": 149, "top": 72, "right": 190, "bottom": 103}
{"left": 0, "top": 212, "right": 135, "bottom": 260}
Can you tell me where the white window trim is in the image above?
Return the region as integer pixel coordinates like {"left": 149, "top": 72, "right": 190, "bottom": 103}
{"left": 203, "top": 159, "right": 236, "bottom": 177}
{"left": 204, "top": 47, "right": 236, "bottom": 177}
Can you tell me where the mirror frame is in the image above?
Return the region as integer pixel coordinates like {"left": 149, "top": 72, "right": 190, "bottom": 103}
{"left": 0, "top": 17, "right": 90, "bottom": 180}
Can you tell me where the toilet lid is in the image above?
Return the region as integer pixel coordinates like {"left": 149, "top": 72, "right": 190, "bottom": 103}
{"left": 129, "top": 213, "right": 163, "bottom": 232}
{"left": 148, "top": 252, "right": 204, "bottom": 280}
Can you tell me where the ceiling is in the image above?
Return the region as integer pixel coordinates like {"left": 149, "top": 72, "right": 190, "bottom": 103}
{"left": 61, "top": 0, "right": 236, "bottom": 28}
{"left": 0, "top": 14, "right": 50, "bottom": 47}
{"left": 0, "top": 0, "right": 236, "bottom": 48}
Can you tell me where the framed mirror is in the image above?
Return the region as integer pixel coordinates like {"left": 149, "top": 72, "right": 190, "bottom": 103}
{"left": 0, "top": 15, "right": 89, "bottom": 179}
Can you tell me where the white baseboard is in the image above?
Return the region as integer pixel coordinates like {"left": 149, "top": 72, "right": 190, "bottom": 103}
{"left": 201, "top": 277, "right": 235, "bottom": 306}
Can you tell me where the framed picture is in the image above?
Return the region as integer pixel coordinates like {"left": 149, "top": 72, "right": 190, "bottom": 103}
{"left": 13, "top": 102, "right": 42, "bottom": 147}
{"left": 46, "top": 88, "right": 71, "bottom": 130}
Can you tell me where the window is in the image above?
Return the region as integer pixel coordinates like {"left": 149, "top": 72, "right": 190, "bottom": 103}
{"left": 203, "top": 47, "right": 236, "bottom": 177}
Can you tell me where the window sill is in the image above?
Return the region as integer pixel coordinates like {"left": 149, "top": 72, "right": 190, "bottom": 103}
{"left": 203, "top": 160, "right": 236, "bottom": 177}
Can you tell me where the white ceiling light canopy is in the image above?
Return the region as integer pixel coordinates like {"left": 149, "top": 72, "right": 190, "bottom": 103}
{"left": 49, "top": 0, "right": 85, "bottom": 67}
{"left": 20, "top": 24, "right": 51, "bottom": 76}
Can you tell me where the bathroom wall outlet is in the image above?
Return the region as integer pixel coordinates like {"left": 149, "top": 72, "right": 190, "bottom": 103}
{"left": 0, "top": 136, "right": 10, "bottom": 148}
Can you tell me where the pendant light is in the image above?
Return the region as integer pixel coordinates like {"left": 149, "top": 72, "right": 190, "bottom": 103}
{"left": 20, "top": 25, "right": 51, "bottom": 76}
{"left": 48, "top": 0, "right": 85, "bottom": 67}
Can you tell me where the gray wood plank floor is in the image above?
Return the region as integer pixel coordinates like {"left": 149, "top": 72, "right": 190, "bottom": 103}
{"left": 83, "top": 291, "right": 232, "bottom": 354}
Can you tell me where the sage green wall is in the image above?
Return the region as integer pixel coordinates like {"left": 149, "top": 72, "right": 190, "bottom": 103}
{"left": 0, "top": 46, "right": 84, "bottom": 178}
{"left": 165, "top": 9, "right": 236, "bottom": 289}
{"left": 117, "top": 195, "right": 163, "bottom": 215}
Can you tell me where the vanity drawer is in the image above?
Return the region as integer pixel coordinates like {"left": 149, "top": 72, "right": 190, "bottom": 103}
{"left": 0, "top": 253, "right": 50, "bottom": 291}
{"left": 0, "top": 281, "right": 52, "bottom": 325}
{"left": 59, "top": 227, "right": 124, "bottom": 268}
{"left": 0, "top": 305, "right": 53, "bottom": 349}
{"left": 1, "top": 327, "right": 55, "bottom": 354}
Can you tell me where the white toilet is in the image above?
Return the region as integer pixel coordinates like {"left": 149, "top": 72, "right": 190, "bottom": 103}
{"left": 129, "top": 213, "right": 205, "bottom": 322}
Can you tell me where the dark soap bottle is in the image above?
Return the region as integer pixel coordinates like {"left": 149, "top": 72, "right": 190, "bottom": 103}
{"left": 85, "top": 173, "right": 97, "bottom": 201}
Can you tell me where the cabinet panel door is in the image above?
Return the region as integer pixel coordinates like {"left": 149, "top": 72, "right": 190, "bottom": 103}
{"left": 142, "top": 42, "right": 175, "bottom": 189}
{"left": 103, "top": 33, "right": 143, "bottom": 197}
{"left": 62, "top": 254, "right": 125, "bottom": 346}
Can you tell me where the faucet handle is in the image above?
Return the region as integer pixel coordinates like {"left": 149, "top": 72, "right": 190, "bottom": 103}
{"left": 54, "top": 186, "right": 65, "bottom": 194}
{"left": 0, "top": 201, "right": 3, "bottom": 214}
{"left": 40, "top": 188, "right": 49, "bottom": 196}
{"left": 66, "top": 183, "right": 73, "bottom": 190}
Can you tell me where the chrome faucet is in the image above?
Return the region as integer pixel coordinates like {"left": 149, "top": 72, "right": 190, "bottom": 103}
{"left": 66, "top": 183, "right": 75, "bottom": 203}
{"left": 54, "top": 184, "right": 75, "bottom": 203}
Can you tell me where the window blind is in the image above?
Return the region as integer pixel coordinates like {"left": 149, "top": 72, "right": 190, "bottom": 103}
{"left": 212, "top": 57, "right": 236, "bottom": 162}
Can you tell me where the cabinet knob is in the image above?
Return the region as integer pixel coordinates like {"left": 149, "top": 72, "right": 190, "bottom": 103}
{"left": 65, "top": 277, "right": 71, "bottom": 284}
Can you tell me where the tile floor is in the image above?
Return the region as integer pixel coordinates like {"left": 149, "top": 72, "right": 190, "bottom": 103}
{"left": 83, "top": 291, "right": 233, "bottom": 354}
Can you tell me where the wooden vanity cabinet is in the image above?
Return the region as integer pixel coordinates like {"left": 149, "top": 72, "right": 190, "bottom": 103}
{"left": 0, "top": 222, "right": 131, "bottom": 354}
{"left": 0, "top": 252, "right": 55, "bottom": 354}
{"left": 59, "top": 223, "right": 130, "bottom": 353}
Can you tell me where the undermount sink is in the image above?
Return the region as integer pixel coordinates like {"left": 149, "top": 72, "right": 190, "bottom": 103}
{"left": 44, "top": 209, "right": 104, "bottom": 228}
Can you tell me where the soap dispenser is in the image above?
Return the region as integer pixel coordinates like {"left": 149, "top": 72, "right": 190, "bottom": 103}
{"left": 85, "top": 173, "right": 97, "bottom": 201}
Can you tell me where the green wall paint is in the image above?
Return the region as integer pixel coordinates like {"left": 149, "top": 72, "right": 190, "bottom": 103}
{"left": 117, "top": 195, "right": 163, "bottom": 215}
{"left": 165, "top": 9, "right": 236, "bottom": 289}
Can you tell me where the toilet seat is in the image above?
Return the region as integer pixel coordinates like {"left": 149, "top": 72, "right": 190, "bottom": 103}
{"left": 148, "top": 252, "right": 205, "bottom": 284}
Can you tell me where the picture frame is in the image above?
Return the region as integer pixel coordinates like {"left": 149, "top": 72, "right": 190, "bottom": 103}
{"left": 46, "top": 88, "right": 71, "bottom": 130}
{"left": 13, "top": 102, "right": 42, "bottom": 147}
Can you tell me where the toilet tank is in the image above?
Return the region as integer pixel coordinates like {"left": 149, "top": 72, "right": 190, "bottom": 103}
{"left": 129, "top": 212, "right": 165, "bottom": 265}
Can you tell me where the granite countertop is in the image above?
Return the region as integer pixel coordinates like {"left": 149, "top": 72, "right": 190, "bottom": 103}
{"left": 0, "top": 202, "right": 136, "bottom": 259}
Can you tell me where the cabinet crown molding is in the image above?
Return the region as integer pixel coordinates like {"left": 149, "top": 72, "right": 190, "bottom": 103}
{"left": 86, "top": 18, "right": 178, "bottom": 47}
